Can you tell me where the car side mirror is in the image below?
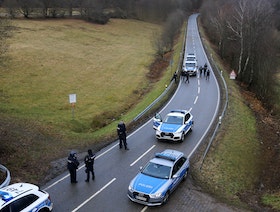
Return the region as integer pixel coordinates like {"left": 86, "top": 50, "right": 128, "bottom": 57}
{"left": 139, "top": 166, "right": 143, "bottom": 171}
{"left": 154, "top": 113, "right": 162, "bottom": 122}
{"left": 172, "top": 174, "right": 178, "bottom": 178}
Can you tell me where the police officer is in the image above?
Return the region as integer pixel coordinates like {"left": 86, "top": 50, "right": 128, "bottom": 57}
{"left": 84, "top": 149, "right": 95, "bottom": 182}
{"left": 117, "top": 121, "right": 129, "bottom": 150}
{"left": 203, "top": 63, "right": 208, "bottom": 77}
{"left": 67, "top": 150, "right": 79, "bottom": 183}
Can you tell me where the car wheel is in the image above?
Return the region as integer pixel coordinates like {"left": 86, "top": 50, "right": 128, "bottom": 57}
{"left": 38, "top": 208, "right": 50, "bottom": 212}
{"left": 183, "top": 169, "right": 189, "bottom": 180}
{"left": 189, "top": 123, "right": 193, "bottom": 132}
{"left": 162, "top": 191, "right": 170, "bottom": 204}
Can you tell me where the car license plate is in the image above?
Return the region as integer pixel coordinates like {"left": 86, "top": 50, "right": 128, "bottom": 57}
{"left": 136, "top": 195, "right": 147, "bottom": 201}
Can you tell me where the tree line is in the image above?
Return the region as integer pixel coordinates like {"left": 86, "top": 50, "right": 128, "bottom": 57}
{"left": 0, "top": 0, "right": 199, "bottom": 21}
{"left": 200, "top": 0, "right": 280, "bottom": 112}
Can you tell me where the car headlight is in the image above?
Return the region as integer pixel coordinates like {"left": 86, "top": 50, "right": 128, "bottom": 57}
{"left": 128, "top": 184, "right": 134, "bottom": 193}
{"left": 150, "top": 192, "right": 163, "bottom": 199}
{"left": 173, "top": 131, "right": 182, "bottom": 136}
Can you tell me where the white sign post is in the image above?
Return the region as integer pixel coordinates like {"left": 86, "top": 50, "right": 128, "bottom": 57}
{"left": 69, "top": 94, "right": 76, "bottom": 119}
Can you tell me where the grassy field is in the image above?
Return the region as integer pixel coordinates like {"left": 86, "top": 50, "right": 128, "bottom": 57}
{"left": 1, "top": 19, "right": 160, "bottom": 133}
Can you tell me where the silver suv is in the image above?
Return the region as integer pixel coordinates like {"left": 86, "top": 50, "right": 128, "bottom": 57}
{"left": 183, "top": 53, "right": 198, "bottom": 76}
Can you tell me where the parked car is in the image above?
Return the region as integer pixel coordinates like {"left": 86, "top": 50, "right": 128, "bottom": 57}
{"left": 153, "top": 109, "right": 193, "bottom": 142}
{"left": 185, "top": 53, "right": 196, "bottom": 61}
{"left": 183, "top": 60, "right": 198, "bottom": 76}
{"left": 127, "top": 149, "right": 190, "bottom": 206}
{"left": 0, "top": 183, "right": 53, "bottom": 212}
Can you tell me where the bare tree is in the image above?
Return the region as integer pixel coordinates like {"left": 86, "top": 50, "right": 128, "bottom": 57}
{"left": 152, "top": 30, "right": 165, "bottom": 58}
{"left": 225, "top": 0, "right": 249, "bottom": 78}
{"left": 152, "top": 9, "right": 184, "bottom": 58}
{"left": 2, "top": 0, "right": 19, "bottom": 18}
{"left": 201, "top": 0, "right": 278, "bottom": 108}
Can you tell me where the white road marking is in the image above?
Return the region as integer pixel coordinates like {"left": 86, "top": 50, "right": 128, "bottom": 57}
{"left": 44, "top": 175, "right": 69, "bottom": 190}
{"left": 95, "top": 143, "right": 119, "bottom": 160}
{"left": 71, "top": 178, "right": 116, "bottom": 212}
{"left": 141, "top": 206, "right": 148, "bottom": 212}
{"left": 194, "top": 96, "right": 198, "bottom": 104}
{"left": 130, "top": 145, "right": 156, "bottom": 167}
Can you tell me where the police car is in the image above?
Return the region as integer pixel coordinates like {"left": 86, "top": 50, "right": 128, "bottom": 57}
{"left": 186, "top": 53, "right": 196, "bottom": 61}
{"left": 127, "top": 149, "right": 190, "bottom": 206}
{"left": 153, "top": 110, "right": 193, "bottom": 142}
{"left": 0, "top": 183, "right": 53, "bottom": 212}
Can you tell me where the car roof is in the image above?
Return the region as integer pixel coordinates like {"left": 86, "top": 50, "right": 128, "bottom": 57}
{"left": 150, "top": 149, "right": 184, "bottom": 166}
{"left": 185, "top": 60, "right": 196, "bottom": 64}
{"left": 0, "top": 183, "right": 39, "bottom": 206}
{"left": 167, "top": 110, "right": 190, "bottom": 117}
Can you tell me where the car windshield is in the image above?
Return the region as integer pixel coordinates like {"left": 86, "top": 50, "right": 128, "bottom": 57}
{"left": 163, "top": 115, "right": 183, "bottom": 125}
{"left": 186, "top": 56, "right": 195, "bottom": 61}
{"left": 142, "top": 162, "right": 171, "bottom": 179}
{"left": 186, "top": 63, "right": 195, "bottom": 68}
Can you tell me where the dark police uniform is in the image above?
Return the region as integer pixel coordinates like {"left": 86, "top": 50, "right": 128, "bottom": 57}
{"left": 67, "top": 151, "right": 79, "bottom": 183}
{"left": 84, "top": 149, "right": 95, "bottom": 182}
{"left": 117, "top": 121, "right": 129, "bottom": 150}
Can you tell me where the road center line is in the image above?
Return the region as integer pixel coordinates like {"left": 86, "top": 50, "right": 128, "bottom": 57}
{"left": 194, "top": 96, "right": 198, "bottom": 104}
{"left": 72, "top": 178, "right": 116, "bottom": 212}
{"left": 130, "top": 145, "right": 156, "bottom": 167}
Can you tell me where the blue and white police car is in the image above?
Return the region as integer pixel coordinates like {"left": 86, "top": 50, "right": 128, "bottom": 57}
{"left": 0, "top": 183, "right": 53, "bottom": 212}
{"left": 153, "top": 109, "right": 193, "bottom": 142}
{"left": 128, "top": 149, "right": 190, "bottom": 206}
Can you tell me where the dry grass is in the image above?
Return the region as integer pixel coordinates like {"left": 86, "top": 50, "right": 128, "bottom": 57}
{"left": 1, "top": 19, "right": 160, "bottom": 132}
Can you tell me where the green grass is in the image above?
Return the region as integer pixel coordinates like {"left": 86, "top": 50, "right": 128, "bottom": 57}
{"left": 262, "top": 193, "right": 280, "bottom": 210}
{"left": 1, "top": 19, "right": 161, "bottom": 134}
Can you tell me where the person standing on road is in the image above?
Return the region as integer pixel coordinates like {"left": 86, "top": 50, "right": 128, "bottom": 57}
{"left": 117, "top": 121, "right": 129, "bottom": 150}
{"left": 84, "top": 149, "right": 95, "bottom": 182}
{"left": 171, "top": 72, "right": 178, "bottom": 83}
{"left": 185, "top": 72, "right": 189, "bottom": 83}
{"left": 199, "top": 66, "right": 203, "bottom": 77}
{"left": 203, "top": 63, "right": 207, "bottom": 77}
{"left": 67, "top": 150, "right": 79, "bottom": 184}
{"left": 206, "top": 69, "right": 210, "bottom": 80}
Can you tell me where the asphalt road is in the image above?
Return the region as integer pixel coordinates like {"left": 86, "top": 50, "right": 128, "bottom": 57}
{"left": 44, "top": 14, "right": 221, "bottom": 212}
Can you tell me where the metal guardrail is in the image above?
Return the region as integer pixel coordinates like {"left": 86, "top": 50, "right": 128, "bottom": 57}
{"left": 133, "top": 82, "right": 175, "bottom": 122}
{"left": 0, "top": 164, "right": 11, "bottom": 188}
{"left": 199, "top": 54, "right": 229, "bottom": 169}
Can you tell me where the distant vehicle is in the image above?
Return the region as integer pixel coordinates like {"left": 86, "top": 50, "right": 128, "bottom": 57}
{"left": 183, "top": 60, "right": 198, "bottom": 76}
{"left": 0, "top": 183, "right": 53, "bottom": 212}
{"left": 127, "top": 149, "right": 190, "bottom": 206}
{"left": 153, "top": 109, "right": 193, "bottom": 142}
{"left": 186, "top": 53, "right": 196, "bottom": 61}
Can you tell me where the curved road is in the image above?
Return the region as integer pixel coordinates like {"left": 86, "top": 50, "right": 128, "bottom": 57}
{"left": 44, "top": 14, "right": 221, "bottom": 212}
